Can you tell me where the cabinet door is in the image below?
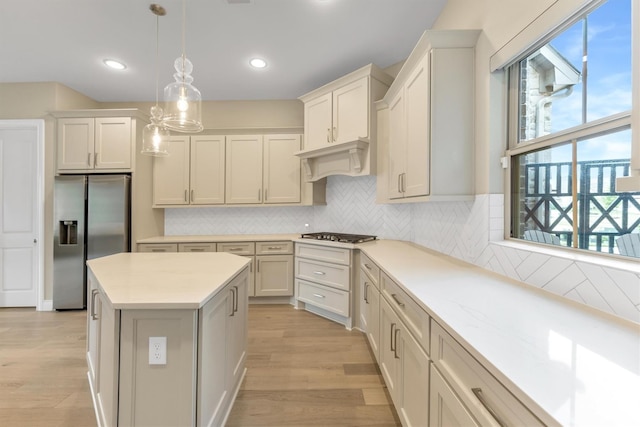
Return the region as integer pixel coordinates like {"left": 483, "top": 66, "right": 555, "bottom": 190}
{"left": 387, "top": 90, "right": 406, "bottom": 200}
{"left": 153, "top": 136, "right": 190, "bottom": 205}
{"left": 225, "top": 135, "right": 263, "bottom": 204}
{"left": 86, "top": 274, "right": 100, "bottom": 394}
{"left": 362, "top": 276, "right": 381, "bottom": 363}
{"left": 198, "top": 284, "right": 231, "bottom": 427}
{"left": 190, "top": 135, "right": 225, "bottom": 205}
{"left": 263, "top": 134, "right": 301, "bottom": 204}
{"left": 404, "top": 54, "right": 430, "bottom": 198}
{"left": 227, "top": 269, "right": 249, "bottom": 392}
{"left": 333, "top": 76, "right": 369, "bottom": 144}
{"left": 397, "top": 325, "right": 430, "bottom": 427}
{"left": 57, "top": 118, "right": 94, "bottom": 170}
{"left": 430, "top": 366, "right": 480, "bottom": 427}
{"left": 96, "top": 293, "right": 119, "bottom": 427}
{"left": 255, "top": 254, "right": 294, "bottom": 296}
{"left": 304, "top": 92, "right": 332, "bottom": 149}
{"left": 379, "top": 298, "right": 402, "bottom": 405}
{"left": 94, "top": 117, "right": 132, "bottom": 170}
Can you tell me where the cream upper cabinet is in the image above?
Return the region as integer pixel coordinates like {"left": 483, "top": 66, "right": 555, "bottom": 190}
{"left": 304, "top": 77, "right": 369, "bottom": 150}
{"left": 263, "top": 134, "right": 301, "bottom": 204}
{"left": 225, "top": 135, "right": 263, "bottom": 204}
{"left": 298, "top": 64, "right": 393, "bottom": 181}
{"left": 378, "top": 30, "right": 480, "bottom": 203}
{"left": 153, "top": 135, "right": 225, "bottom": 206}
{"left": 190, "top": 136, "right": 225, "bottom": 205}
{"left": 57, "top": 117, "right": 132, "bottom": 171}
{"left": 226, "top": 134, "right": 301, "bottom": 205}
{"left": 153, "top": 136, "right": 191, "bottom": 205}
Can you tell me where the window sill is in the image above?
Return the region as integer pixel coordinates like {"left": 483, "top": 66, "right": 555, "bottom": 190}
{"left": 491, "top": 239, "right": 640, "bottom": 274}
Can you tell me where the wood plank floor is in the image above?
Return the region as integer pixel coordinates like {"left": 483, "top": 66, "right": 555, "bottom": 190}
{"left": 0, "top": 305, "right": 399, "bottom": 427}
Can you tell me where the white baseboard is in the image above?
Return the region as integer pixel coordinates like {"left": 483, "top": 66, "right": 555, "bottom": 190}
{"left": 38, "top": 299, "right": 53, "bottom": 311}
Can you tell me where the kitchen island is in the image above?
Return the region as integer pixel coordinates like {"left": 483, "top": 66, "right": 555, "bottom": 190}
{"left": 86, "top": 252, "right": 250, "bottom": 427}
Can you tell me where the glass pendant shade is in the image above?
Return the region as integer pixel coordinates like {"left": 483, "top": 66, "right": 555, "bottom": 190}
{"left": 163, "top": 56, "right": 203, "bottom": 133}
{"left": 141, "top": 105, "right": 170, "bottom": 156}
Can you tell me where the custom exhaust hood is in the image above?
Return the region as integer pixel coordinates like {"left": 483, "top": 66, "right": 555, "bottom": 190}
{"left": 295, "top": 138, "right": 371, "bottom": 182}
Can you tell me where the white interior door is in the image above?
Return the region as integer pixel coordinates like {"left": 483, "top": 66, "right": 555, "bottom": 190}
{"left": 0, "top": 120, "right": 43, "bottom": 307}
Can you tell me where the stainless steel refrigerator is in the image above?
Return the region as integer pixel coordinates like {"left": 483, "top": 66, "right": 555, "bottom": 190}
{"left": 53, "top": 175, "right": 131, "bottom": 309}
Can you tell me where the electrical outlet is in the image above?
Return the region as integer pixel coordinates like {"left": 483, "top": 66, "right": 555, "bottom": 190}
{"left": 149, "top": 336, "right": 167, "bottom": 365}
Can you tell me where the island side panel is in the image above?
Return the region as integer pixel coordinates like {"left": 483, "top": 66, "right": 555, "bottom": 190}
{"left": 118, "top": 309, "right": 197, "bottom": 427}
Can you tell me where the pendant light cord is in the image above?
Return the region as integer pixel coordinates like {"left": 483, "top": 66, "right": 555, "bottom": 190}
{"left": 155, "top": 13, "right": 160, "bottom": 107}
{"left": 181, "top": 0, "right": 186, "bottom": 82}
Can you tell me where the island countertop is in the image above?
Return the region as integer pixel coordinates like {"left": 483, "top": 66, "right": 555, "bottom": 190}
{"left": 86, "top": 252, "right": 250, "bottom": 309}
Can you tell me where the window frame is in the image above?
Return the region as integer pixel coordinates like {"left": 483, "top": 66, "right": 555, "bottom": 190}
{"left": 503, "top": 0, "right": 638, "bottom": 256}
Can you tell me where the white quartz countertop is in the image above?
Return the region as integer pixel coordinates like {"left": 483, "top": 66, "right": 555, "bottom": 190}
{"left": 86, "top": 252, "right": 250, "bottom": 309}
{"left": 358, "top": 240, "right": 640, "bottom": 427}
{"left": 137, "top": 234, "right": 301, "bottom": 244}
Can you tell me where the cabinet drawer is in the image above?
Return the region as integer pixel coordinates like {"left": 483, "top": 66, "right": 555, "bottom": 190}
{"left": 178, "top": 243, "right": 217, "bottom": 252}
{"left": 431, "top": 321, "right": 546, "bottom": 427}
{"left": 295, "top": 258, "right": 350, "bottom": 291}
{"left": 137, "top": 243, "right": 178, "bottom": 253}
{"left": 256, "top": 241, "right": 293, "bottom": 255}
{"left": 296, "top": 279, "right": 349, "bottom": 317}
{"left": 295, "top": 243, "right": 351, "bottom": 265}
{"left": 360, "top": 252, "right": 380, "bottom": 289}
{"left": 380, "top": 272, "right": 429, "bottom": 355}
{"left": 217, "top": 242, "right": 255, "bottom": 255}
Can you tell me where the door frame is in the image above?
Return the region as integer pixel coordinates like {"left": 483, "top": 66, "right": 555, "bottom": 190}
{"left": 0, "top": 120, "right": 45, "bottom": 310}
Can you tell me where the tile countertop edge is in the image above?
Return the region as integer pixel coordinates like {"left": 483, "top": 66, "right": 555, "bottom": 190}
{"left": 87, "top": 253, "right": 251, "bottom": 310}
{"left": 357, "top": 239, "right": 640, "bottom": 427}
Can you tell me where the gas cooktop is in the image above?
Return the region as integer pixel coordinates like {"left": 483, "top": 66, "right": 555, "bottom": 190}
{"left": 300, "top": 232, "right": 377, "bottom": 244}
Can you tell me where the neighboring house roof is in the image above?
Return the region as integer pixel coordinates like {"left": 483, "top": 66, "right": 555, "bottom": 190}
{"left": 529, "top": 44, "right": 581, "bottom": 94}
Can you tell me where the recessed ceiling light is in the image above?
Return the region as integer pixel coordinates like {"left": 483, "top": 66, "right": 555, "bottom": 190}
{"left": 103, "top": 59, "right": 126, "bottom": 70}
{"left": 249, "top": 58, "right": 267, "bottom": 69}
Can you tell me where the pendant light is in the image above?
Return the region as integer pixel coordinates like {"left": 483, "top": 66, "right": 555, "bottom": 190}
{"left": 141, "top": 4, "right": 170, "bottom": 156}
{"left": 162, "top": 0, "right": 203, "bottom": 133}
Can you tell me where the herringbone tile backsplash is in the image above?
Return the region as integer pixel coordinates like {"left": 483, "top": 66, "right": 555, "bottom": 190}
{"left": 166, "top": 175, "right": 640, "bottom": 324}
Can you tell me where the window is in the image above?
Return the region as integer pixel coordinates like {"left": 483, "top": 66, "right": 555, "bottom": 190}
{"left": 508, "top": 0, "right": 640, "bottom": 258}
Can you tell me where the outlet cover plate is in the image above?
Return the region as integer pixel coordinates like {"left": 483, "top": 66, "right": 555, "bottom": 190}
{"left": 149, "top": 336, "right": 167, "bottom": 365}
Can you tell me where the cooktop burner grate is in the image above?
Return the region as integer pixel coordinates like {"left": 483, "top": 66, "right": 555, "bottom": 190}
{"left": 300, "top": 232, "right": 377, "bottom": 244}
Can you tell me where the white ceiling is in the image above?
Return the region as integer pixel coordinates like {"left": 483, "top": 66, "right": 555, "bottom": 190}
{"left": 0, "top": 0, "right": 446, "bottom": 102}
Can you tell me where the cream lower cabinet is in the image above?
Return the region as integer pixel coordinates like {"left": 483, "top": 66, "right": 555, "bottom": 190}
{"left": 359, "top": 253, "right": 381, "bottom": 362}
{"left": 255, "top": 241, "right": 294, "bottom": 297}
{"left": 379, "top": 297, "right": 430, "bottom": 427}
{"left": 57, "top": 116, "right": 132, "bottom": 172}
{"left": 295, "top": 242, "right": 353, "bottom": 328}
{"left": 153, "top": 135, "right": 225, "bottom": 206}
{"left": 430, "top": 365, "right": 479, "bottom": 427}
{"left": 218, "top": 242, "right": 256, "bottom": 296}
{"left": 226, "top": 134, "right": 301, "bottom": 205}
{"left": 86, "top": 267, "right": 248, "bottom": 427}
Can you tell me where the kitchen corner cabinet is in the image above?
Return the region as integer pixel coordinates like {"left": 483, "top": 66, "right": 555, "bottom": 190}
{"left": 226, "top": 134, "right": 301, "bottom": 205}
{"left": 153, "top": 135, "right": 225, "bottom": 206}
{"left": 57, "top": 116, "right": 132, "bottom": 171}
{"left": 378, "top": 30, "right": 480, "bottom": 203}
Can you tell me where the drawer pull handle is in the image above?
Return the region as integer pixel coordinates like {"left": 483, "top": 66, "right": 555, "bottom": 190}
{"left": 228, "top": 247, "right": 243, "bottom": 251}
{"left": 364, "top": 263, "right": 372, "bottom": 270}
{"left": 472, "top": 388, "right": 507, "bottom": 427}
{"left": 391, "top": 293, "right": 405, "bottom": 308}
{"left": 364, "top": 282, "right": 369, "bottom": 304}
{"left": 313, "top": 271, "right": 326, "bottom": 276}
{"left": 267, "top": 246, "right": 282, "bottom": 250}
{"left": 312, "top": 293, "right": 325, "bottom": 299}
{"left": 229, "top": 287, "right": 236, "bottom": 317}
{"left": 190, "top": 248, "right": 205, "bottom": 252}
{"left": 151, "top": 249, "right": 165, "bottom": 252}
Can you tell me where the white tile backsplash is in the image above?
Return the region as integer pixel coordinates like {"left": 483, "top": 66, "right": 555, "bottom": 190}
{"left": 165, "top": 176, "right": 640, "bottom": 324}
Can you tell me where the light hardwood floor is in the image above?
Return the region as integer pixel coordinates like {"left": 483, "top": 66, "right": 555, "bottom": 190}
{"left": 0, "top": 305, "right": 399, "bottom": 427}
